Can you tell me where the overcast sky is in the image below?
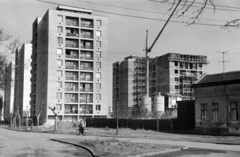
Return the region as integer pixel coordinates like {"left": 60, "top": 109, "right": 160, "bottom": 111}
{"left": 1, "top": 0, "right": 240, "bottom": 74}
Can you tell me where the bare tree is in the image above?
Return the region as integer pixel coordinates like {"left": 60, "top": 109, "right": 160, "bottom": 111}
{"left": 37, "top": 105, "right": 43, "bottom": 129}
{"left": 25, "top": 111, "right": 29, "bottom": 129}
{"left": 150, "top": 0, "right": 239, "bottom": 28}
{"left": 49, "top": 106, "right": 58, "bottom": 131}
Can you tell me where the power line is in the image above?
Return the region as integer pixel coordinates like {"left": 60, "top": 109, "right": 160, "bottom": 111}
{"left": 75, "top": 0, "right": 226, "bottom": 23}
{"left": 149, "top": 0, "right": 240, "bottom": 13}
{"left": 36, "top": 0, "right": 228, "bottom": 27}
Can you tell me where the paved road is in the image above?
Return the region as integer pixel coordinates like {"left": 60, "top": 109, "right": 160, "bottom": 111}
{"left": 1, "top": 126, "right": 240, "bottom": 157}
{"left": 0, "top": 126, "right": 91, "bottom": 157}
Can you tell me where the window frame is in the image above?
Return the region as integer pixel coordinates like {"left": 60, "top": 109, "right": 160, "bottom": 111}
{"left": 211, "top": 103, "right": 219, "bottom": 122}
{"left": 201, "top": 103, "right": 208, "bottom": 121}
{"left": 229, "top": 101, "right": 239, "bottom": 121}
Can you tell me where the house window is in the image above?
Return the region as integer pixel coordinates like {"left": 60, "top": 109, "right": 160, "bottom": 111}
{"left": 96, "top": 104, "right": 101, "bottom": 111}
{"left": 57, "top": 81, "right": 62, "bottom": 88}
{"left": 96, "top": 62, "right": 101, "bottom": 68}
{"left": 96, "top": 94, "right": 101, "bottom": 100}
{"left": 57, "top": 59, "right": 62, "bottom": 66}
{"left": 96, "top": 72, "right": 101, "bottom": 79}
{"left": 212, "top": 103, "right": 219, "bottom": 121}
{"left": 96, "top": 20, "right": 101, "bottom": 26}
{"left": 230, "top": 102, "right": 238, "bottom": 121}
{"left": 57, "top": 37, "right": 63, "bottom": 44}
{"left": 57, "top": 70, "right": 62, "bottom": 77}
{"left": 96, "top": 83, "right": 101, "bottom": 90}
{"left": 201, "top": 104, "right": 208, "bottom": 121}
{"left": 56, "top": 104, "right": 62, "bottom": 110}
{"left": 57, "top": 48, "right": 63, "bottom": 55}
{"left": 96, "top": 31, "right": 101, "bottom": 37}
{"left": 96, "top": 51, "right": 101, "bottom": 58}
{"left": 56, "top": 93, "right": 62, "bottom": 99}
{"left": 58, "top": 15, "right": 63, "bottom": 22}
{"left": 96, "top": 41, "right": 101, "bottom": 47}
{"left": 58, "top": 26, "right": 63, "bottom": 33}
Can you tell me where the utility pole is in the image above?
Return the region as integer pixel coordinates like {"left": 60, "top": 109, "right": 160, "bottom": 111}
{"left": 217, "top": 51, "right": 229, "bottom": 77}
{"left": 116, "top": 100, "right": 118, "bottom": 135}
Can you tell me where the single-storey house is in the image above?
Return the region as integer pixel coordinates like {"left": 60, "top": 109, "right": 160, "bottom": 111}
{"left": 192, "top": 71, "right": 240, "bottom": 135}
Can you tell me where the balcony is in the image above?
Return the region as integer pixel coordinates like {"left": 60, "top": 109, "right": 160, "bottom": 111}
{"left": 80, "top": 77, "right": 93, "bottom": 81}
{"left": 66, "top": 17, "right": 79, "bottom": 27}
{"left": 80, "top": 45, "right": 93, "bottom": 49}
{"left": 80, "top": 22, "right": 93, "bottom": 28}
{"left": 80, "top": 56, "right": 93, "bottom": 60}
{"left": 66, "top": 54, "right": 79, "bottom": 59}
{"left": 65, "top": 43, "right": 79, "bottom": 48}
{"left": 80, "top": 66, "right": 93, "bottom": 70}
{"left": 65, "top": 76, "right": 79, "bottom": 81}
{"left": 65, "top": 88, "right": 78, "bottom": 92}
{"left": 65, "top": 65, "right": 79, "bottom": 70}
{"left": 80, "top": 88, "right": 93, "bottom": 92}
{"left": 81, "top": 34, "right": 93, "bottom": 39}
{"left": 66, "top": 33, "right": 79, "bottom": 37}
{"left": 80, "top": 99, "right": 93, "bottom": 103}
{"left": 64, "top": 104, "right": 78, "bottom": 114}
{"left": 65, "top": 99, "right": 78, "bottom": 103}
{"left": 64, "top": 110, "right": 78, "bottom": 114}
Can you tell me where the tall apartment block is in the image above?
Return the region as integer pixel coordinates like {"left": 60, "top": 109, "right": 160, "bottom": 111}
{"left": 113, "top": 56, "right": 146, "bottom": 118}
{"left": 150, "top": 53, "right": 207, "bottom": 102}
{"left": 31, "top": 6, "right": 109, "bottom": 125}
{"left": 14, "top": 43, "right": 32, "bottom": 118}
{"left": 4, "top": 62, "right": 15, "bottom": 123}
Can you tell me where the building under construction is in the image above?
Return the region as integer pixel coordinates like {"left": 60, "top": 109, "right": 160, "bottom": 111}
{"left": 150, "top": 53, "right": 208, "bottom": 104}
{"left": 112, "top": 56, "right": 146, "bottom": 118}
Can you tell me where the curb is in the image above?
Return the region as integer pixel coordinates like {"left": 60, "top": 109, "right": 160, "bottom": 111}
{"left": 50, "top": 139, "right": 97, "bottom": 157}
{"left": 51, "top": 138, "right": 188, "bottom": 157}
{"left": 128, "top": 147, "right": 188, "bottom": 157}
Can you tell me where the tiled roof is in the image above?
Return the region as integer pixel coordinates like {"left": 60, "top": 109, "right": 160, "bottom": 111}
{"left": 196, "top": 71, "right": 240, "bottom": 84}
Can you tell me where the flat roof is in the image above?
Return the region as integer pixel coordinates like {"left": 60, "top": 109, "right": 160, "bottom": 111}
{"left": 57, "top": 5, "right": 93, "bottom": 14}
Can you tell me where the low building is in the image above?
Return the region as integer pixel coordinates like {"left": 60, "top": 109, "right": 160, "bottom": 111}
{"left": 193, "top": 71, "right": 240, "bottom": 135}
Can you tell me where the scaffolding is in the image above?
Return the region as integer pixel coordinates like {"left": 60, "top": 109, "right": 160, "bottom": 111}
{"left": 132, "top": 57, "right": 146, "bottom": 117}
{"left": 179, "top": 72, "right": 198, "bottom": 100}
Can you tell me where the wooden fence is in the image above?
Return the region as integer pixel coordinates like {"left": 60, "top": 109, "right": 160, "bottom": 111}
{"left": 86, "top": 118, "right": 178, "bottom": 132}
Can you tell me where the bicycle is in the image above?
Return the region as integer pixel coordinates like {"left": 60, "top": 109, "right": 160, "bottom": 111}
{"left": 76, "top": 128, "right": 86, "bottom": 136}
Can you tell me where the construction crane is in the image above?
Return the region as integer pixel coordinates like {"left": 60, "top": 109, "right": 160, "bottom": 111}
{"left": 144, "top": 0, "right": 182, "bottom": 97}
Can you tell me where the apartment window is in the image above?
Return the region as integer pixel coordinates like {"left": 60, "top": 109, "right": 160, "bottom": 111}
{"left": 96, "top": 31, "right": 101, "bottom": 37}
{"left": 96, "top": 83, "right": 101, "bottom": 90}
{"left": 57, "top": 37, "right": 63, "bottom": 44}
{"left": 56, "top": 92, "right": 62, "bottom": 99}
{"left": 175, "top": 85, "right": 178, "bottom": 89}
{"left": 96, "top": 94, "right": 101, "bottom": 100}
{"left": 96, "top": 20, "right": 101, "bottom": 26}
{"left": 199, "top": 64, "right": 202, "bottom": 68}
{"left": 201, "top": 104, "right": 208, "bottom": 121}
{"left": 212, "top": 103, "right": 219, "bottom": 121}
{"left": 57, "top": 70, "right": 62, "bottom": 77}
{"left": 175, "top": 62, "right": 178, "bottom": 66}
{"left": 58, "top": 15, "right": 63, "bottom": 22}
{"left": 58, "top": 26, "right": 63, "bottom": 33}
{"left": 57, "top": 81, "right": 62, "bottom": 88}
{"left": 57, "top": 59, "right": 62, "bottom": 66}
{"left": 96, "top": 41, "right": 101, "bottom": 47}
{"left": 57, "top": 48, "right": 63, "bottom": 55}
{"left": 96, "top": 62, "right": 101, "bottom": 68}
{"left": 56, "top": 104, "right": 62, "bottom": 110}
{"left": 96, "top": 51, "right": 101, "bottom": 58}
{"left": 96, "top": 72, "right": 101, "bottom": 79}
{"left": 230, "top": 102, "right": 238, "bottom": 121}
{"left": 175, "top": 70, "right": 178, "bottom": 74}
{"left": 96, "top": 104, "right": 101, "bottom": 111}
{"left": 175, "top": 77, "right": 179, "bottom": 82}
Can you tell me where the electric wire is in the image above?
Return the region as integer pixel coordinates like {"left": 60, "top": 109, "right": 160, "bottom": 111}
{"left": 75, "top": 0, "right": 227, "bottom": 23}
{"left": 36, "top": 0, "right": 229, "bottom": 27}
{"left": 149, "top": 0, "right": 240, "bottom": 13}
